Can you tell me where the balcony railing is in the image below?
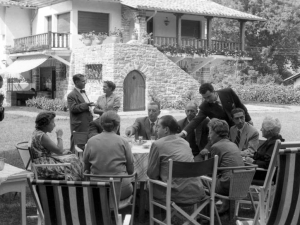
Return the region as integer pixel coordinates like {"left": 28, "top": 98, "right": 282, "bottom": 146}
{"left": 11, "top": 32, "right": 70, "bottom": 54}
{"left": 153, "top": 36, "right": 240, "bottom": 51}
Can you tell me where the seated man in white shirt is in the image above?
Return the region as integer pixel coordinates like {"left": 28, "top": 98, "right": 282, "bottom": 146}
{"left": 229, "top": 108, "right": 259, "bottom": 157}
{"left": 125, "top": 102, "right": 160, "bottom": 140}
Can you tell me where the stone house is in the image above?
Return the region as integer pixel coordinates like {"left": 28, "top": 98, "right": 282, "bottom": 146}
{"left": 0, "top": 0, "right": 265, "bottom": 111}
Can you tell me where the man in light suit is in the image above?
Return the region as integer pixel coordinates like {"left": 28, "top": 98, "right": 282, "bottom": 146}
{"left": 177, "top": 102, "right": 209, "bottom": 157}
{"left": 125, "top": 102, "right": 160, "bottom": 140}
{"left": 67, "top": 74, "right": 94, "bottom": 152}
{"left": 229, "top": 108, "right": 259, "bottom": 157}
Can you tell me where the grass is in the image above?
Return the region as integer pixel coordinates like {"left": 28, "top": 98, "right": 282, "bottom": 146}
{"left": 1, "top": 106, "right": 300, "bottom": 224}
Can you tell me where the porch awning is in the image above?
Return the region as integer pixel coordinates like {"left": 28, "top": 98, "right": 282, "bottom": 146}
{"left": 0, "top": 55, "right": 49, "bottom": 75}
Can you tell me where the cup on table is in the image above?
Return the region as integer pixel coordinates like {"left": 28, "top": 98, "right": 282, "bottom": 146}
{"left": 0, "top": 157, "right": 5, "bottom": 171}
{"left": 138, "top": 136, "right": 143, "bottom": 144}
{"left": 150, "top": 136, "right": 156, "bottom": 143}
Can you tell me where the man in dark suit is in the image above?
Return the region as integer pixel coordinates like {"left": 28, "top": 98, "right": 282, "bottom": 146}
{"left": 88, "top": 117, "right": 103, "bottom": 139}
{"left": 179, "top": 82, "right": 252, "bottom": 139}
{"left": 0, "top": 75, "right": 4, "bottom": 122}
{"left": 125, "top": 102, "right": 160, "bottom": 140}
{"left": 177, "top": 102, "right": 209, "bottom": 157}
{"left": 67, "top": 74, "right": 94, "bottom": 152}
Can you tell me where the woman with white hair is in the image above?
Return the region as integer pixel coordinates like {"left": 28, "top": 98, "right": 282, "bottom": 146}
{"left": 245, "top": 116, "right": 284, "bottom": 169}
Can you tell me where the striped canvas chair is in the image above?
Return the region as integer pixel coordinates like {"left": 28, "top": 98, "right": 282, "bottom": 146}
{"left": 28, "top": 177, "right": 118, "bottom": 225}
{"left": 236, "top": 141, "right": 300, "bottom": 225}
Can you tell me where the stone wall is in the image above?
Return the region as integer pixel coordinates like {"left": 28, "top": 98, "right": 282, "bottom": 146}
{"left": 69, "top": 43, "right": 201, "bottom": 111}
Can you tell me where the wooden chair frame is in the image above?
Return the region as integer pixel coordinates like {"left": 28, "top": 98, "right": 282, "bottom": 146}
{"left": 148, "top": 156, "right": 220, "bottom": 225}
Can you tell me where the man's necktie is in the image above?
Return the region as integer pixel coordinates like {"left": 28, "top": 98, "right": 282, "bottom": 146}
{"left": 234, "top": 130, "right": 241, "bottom": 146}
{"left": 80, "top": 90, "right": 85, "bottom": 93}
{"left": 150, "top": 122, "right": 155, "bottom": 136}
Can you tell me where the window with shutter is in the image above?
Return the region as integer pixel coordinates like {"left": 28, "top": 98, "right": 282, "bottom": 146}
{"left": 181, "top": 20, "right": 201, "bottom": 39}
{"left": 57, "top": 13, "right": 70, "bottom": 33}
{"left": 78, "top": 11, "right": 109, "bottom": 34}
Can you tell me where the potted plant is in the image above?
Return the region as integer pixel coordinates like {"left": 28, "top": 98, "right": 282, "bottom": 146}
{"left": 141, "top": 32, "right": 152, "bottom": 44}
{"left": 110, "top": 27, "right": 123, "bottom": 43}
{"left": 80, "top": 31, "right": 95, "bottom": 46}
{"left": 94, "top": 32, "right": 108, "bottom": 45}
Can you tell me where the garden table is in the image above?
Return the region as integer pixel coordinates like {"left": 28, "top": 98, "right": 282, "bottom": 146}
{"left": 131, "top": 140, "right": 152, "bottom": 222}
{"left": 0, "top": 163, "right": 32, "bottom": 225}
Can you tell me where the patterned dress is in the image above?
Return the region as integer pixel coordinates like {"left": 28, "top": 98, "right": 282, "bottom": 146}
{"left": 31, "top": 130, "right": 83, "bottom": 181}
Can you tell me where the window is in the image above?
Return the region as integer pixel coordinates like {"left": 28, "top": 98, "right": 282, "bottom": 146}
{"left": 78, "top": 11, "right": 109, "bottom": 34}
{"left": 181, "top": 20, "right": 201, "bottom": 39}
{"left": 40, "top": 67, "right": 54, "bottom": 91}
{"left": 57, "top": 12, "right": 70, "bottom": 33}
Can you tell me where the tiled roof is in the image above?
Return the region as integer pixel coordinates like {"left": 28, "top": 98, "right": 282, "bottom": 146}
{"left": 0, "top": 0, "right": 36, "bottom": 8}
{"left": 121, "top": 0, "right": 266, "bottom": 21}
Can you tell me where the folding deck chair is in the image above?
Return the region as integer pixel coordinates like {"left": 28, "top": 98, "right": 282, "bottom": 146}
{"left": 236, "top": 141, "right": 300, "bottom": 225}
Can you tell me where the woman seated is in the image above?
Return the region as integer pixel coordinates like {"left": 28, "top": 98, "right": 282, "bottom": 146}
{"left": 245, "top": 116, "right": 284, "bottom": 169}
{"left": 31, "top": 112, "right": 83, "bottom": 181}
{"left": 83, "top": 110, "right": 134, "bottom": 200}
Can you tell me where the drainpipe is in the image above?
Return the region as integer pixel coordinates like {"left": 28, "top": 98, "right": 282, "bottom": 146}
{"left": 147, "top": 10, "right": 157, "bottom": 22}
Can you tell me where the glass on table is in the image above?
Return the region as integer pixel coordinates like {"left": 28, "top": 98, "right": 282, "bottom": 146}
{"left": 138, "top": 136, "right": 143, "bottom": 144}
{"left": 150, "top": 136, "right": 156, "bottom": 143}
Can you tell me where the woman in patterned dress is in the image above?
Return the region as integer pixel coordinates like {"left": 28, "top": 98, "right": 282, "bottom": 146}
{"left": 31, "top": 112, "right": 83, "bottom": 180}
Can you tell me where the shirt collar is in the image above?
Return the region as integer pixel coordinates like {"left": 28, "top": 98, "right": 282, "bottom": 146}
{"left": 149, "top": 118, "right": 158, "bottom": 124}
{"left": 237, "top": 123, "right": 246, "bottom": 133}
{"left": 75, "top": 87, "right": 84, "bottom": 93}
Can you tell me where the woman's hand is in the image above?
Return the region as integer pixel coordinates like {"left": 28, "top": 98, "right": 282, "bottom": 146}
{"left": 56, "top": 128, "right": 63, "bottom": 138}
{"left": 245, "top": 157, "right": 254, "bottom": 164}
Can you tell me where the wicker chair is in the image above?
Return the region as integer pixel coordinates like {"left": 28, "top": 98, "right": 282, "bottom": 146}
{"left": 202, "top": 164, "right": 258, "bottom": 221}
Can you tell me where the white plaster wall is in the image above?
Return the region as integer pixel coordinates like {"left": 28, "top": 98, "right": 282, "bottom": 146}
{"left": 294, "top": 78, "right": 300, "bottom": 89}
{"left": 147, "top": 12, "right": 205, "bottom": 39}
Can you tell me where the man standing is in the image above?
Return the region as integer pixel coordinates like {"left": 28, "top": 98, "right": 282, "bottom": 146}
{"left": 178, "top": 102, "right": 209, "bottom": 157}
{"left": 125, "top": 102, "right": 160, "bottom": 140}
{"left": 230, "top": 108, "right": 259, "bottom": 157}
{"left": 0, "top": 75, "right": 4, "bottom": 121}
{"left": 147, "top": 115, "right": 206, "bottom": 204}
{"left": 179, "top": 83, "right": 252, "bottom": 144}
{"left": 67, "top": 74, "right": 94, "bottom": 152}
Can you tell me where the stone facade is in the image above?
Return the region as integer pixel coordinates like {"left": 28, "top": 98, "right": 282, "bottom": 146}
{"left": 68, "top": 43, "right": 201, "bottom": 111}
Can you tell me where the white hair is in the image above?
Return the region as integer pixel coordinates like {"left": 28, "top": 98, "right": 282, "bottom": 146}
{"left": 262, "top": 116, "right": 281, "bottom": 136}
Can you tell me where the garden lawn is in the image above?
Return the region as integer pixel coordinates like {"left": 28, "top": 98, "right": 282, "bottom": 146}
{"left": 1, "top": 107, "right": 300, "bottom": 225}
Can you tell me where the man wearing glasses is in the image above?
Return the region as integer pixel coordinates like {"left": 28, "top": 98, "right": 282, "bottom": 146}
{"left": 125, "top": 102, "right": 160, "bottom": 140}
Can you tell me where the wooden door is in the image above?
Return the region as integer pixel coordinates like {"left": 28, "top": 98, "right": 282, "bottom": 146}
{"left": 123, "top": 70, "right": 145, "bottom": 111}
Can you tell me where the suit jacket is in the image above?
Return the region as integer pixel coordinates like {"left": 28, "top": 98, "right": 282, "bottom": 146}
{"left": 230, "top": 123, "right": 259, "bottom": 154}
{"left": 95, "top": 93, "right": 121, "bottom": 113}
{"left": 88, "top": 118, "right": 103, "bottom": 139}
{"left": 178, "top": 117, "right": 209, "bottom": 156}
{"left": 131, "top": 116, "right": 158, "bottom": 140}
{"left": 0, "top": 108, "right": 4, "bottom": 121}
{"left": 184, "top": 88, "right": 251, "bottom": 134}
{"left": 67, "top": 88, "right": 93, "bottom": 133}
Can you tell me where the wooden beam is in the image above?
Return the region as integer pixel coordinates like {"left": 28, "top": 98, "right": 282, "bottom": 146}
{"left": 205, "top": 16, "right": 213, "bottom": 50}
{"left": 239, "top": 20, "right": 247, "bottom": 51}
{"left": 174, "top": 13, "right": 184, "bottom": 46}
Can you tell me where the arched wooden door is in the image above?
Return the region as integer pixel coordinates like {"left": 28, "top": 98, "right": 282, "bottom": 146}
{"left": 123, "top": 70, "right": 145, "bottom": 111}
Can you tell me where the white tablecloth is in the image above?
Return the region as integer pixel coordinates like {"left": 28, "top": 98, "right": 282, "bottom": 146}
{"left": 0, "top": 164, "right": 26, "bottom": 185}
{"left": 131, "top": 141, "right": 152, "bottom": 181}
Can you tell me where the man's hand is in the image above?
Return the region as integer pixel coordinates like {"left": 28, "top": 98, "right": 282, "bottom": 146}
{"left": 200, "top": 148, "right": 209, "bottom": 156}
{"left": 125, "top": 127, "right": 133, "bottom": 137}
{"left": 177, "top": 132, "right": 185, "bottom": 138}
{"left": 245, "top": 157, "right": 254, "bottom": 164}
{"left": 88, "top": 102, "right": 95, "bottom": 107}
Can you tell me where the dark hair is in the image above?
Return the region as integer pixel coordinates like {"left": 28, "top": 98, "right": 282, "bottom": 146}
{"left": 72, "top": 74, "right": 85, "bottom": 84}
{"left": 159, "top": 115, "right": 180, "bottom": 134}
{"left": 231, "top": 108, "right": 245, "bottom": 117}
{"left": 199, "top": 83, "right": 214, "bottom": 94}
{"left": 104, "top": 81, "right": 116, "bottom": 91}
{"left": 35, "top": 112, "right": 56, "bottom": 130}
{"left": 208, "top": 118, "right": 229, "bottom": 138}
{"left": 100, "top": 110, "right": 120, "bottom": 132}
{"left": 0, "top": 75, "right": 3, "bottom": 82}
{"left": 149, "top": 101, "right": 161, "bottom": 110}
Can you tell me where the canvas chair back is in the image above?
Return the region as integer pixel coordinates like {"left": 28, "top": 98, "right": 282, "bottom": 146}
{"left": 28, "top": 178, "right": 114, "bottom": 225}
{"left": 16, "top": 141, "right": 31, "bottom": 170}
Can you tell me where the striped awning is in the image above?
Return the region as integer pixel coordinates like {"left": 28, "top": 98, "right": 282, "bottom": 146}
{"left": 0, "top": 55, "right": 49, "bottom": 77}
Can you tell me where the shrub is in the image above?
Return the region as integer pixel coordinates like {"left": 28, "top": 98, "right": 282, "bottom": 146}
{"left": 26, "top": 97, "right": 68, "bottom": 111}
